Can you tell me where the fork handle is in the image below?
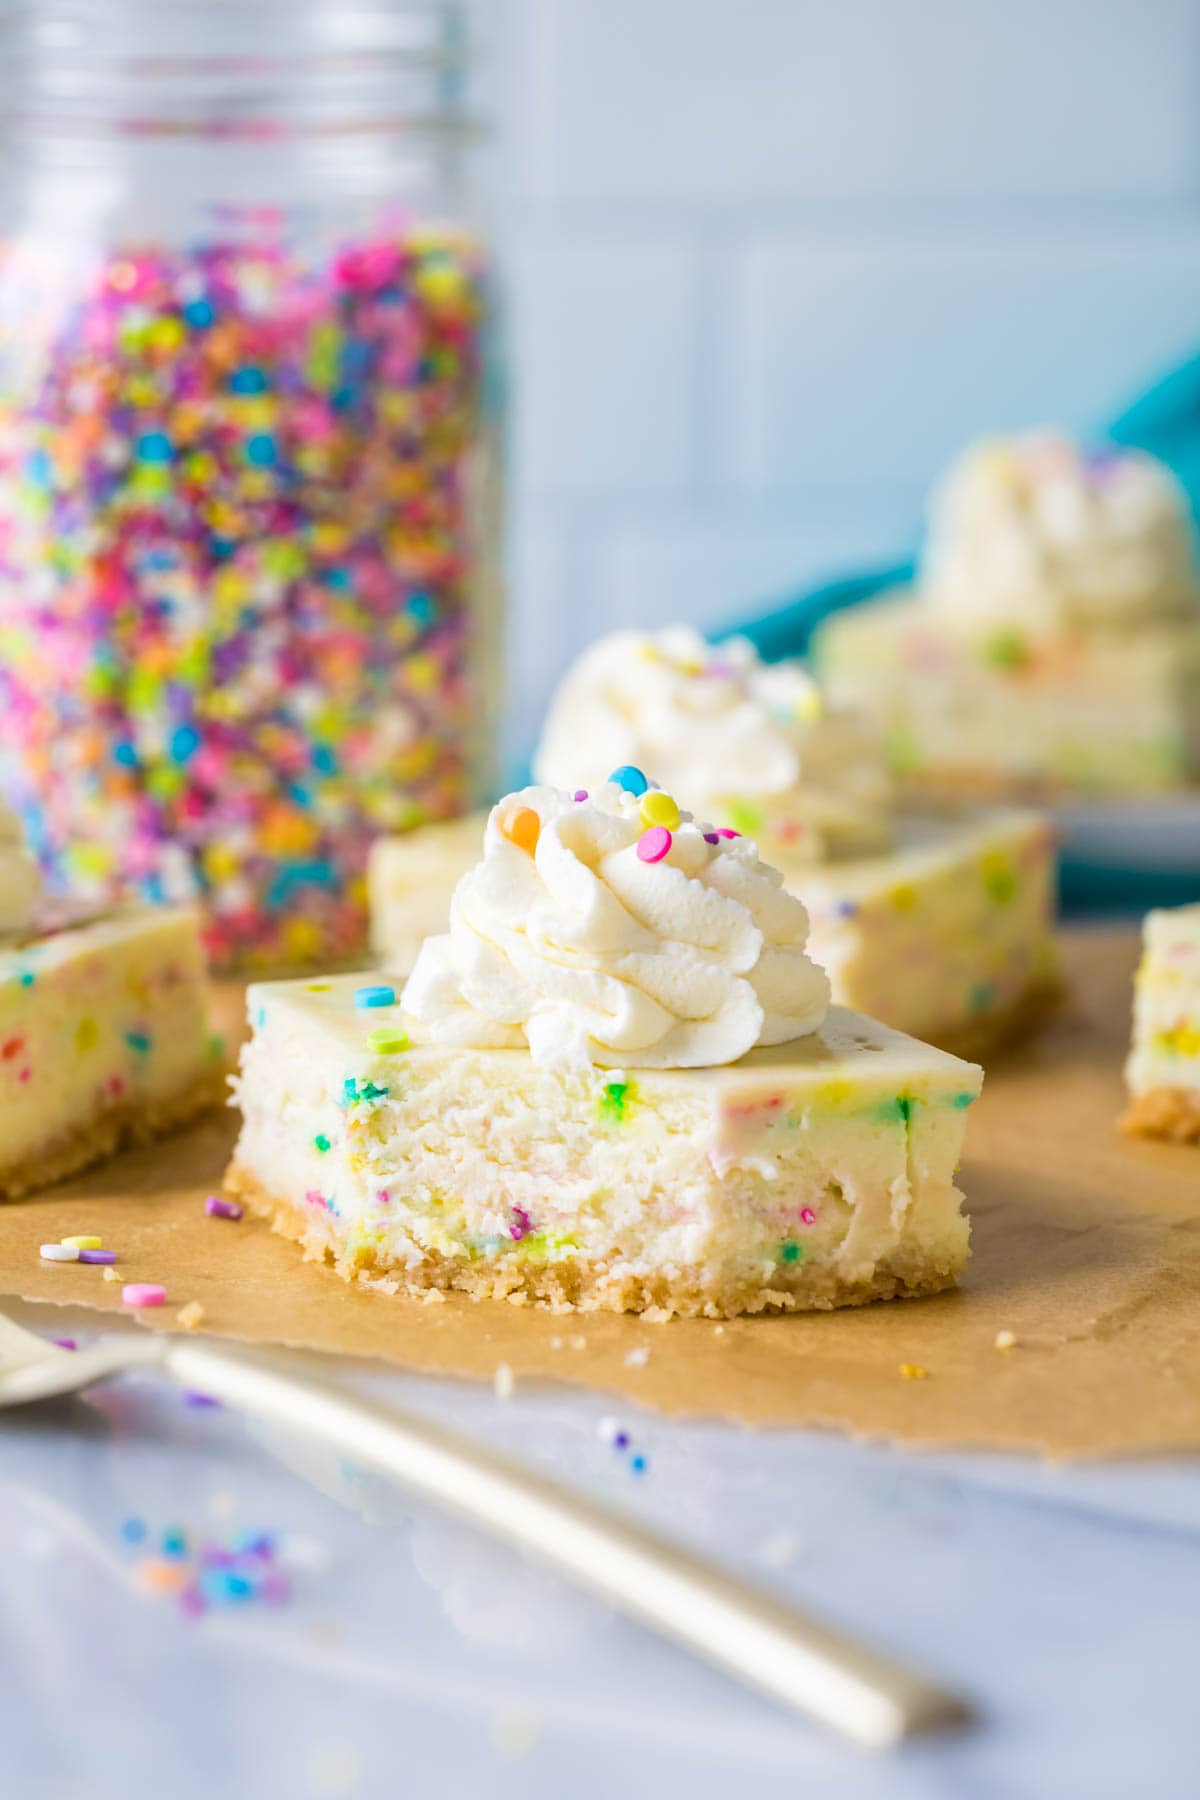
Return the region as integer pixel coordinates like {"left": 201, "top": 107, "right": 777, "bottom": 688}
{"left": 164, "top": 1337, "right": 969, "bottom": 1749}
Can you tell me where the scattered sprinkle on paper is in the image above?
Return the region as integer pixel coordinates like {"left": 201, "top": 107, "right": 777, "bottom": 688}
{"left": 624, "top": 1346, "right": 650, "bottom": 1369}
{"left": 994, "top": 1329, "right": 1017, "bottom": 1351}
{"left": 493, "top": 1362, "right": 515, "bottom": 1401}
{"left": 176, "top": 1300, "right": 206, "bottom": 1330}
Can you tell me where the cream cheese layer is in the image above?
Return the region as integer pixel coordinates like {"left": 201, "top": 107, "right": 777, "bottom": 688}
{"left": 1127, "top": 904, "right": 1200, "bottom": 1097}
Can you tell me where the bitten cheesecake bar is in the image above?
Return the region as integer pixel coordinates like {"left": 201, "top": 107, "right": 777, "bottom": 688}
{"left": 1122, "top": 903, "right": 1200, "bottom": 1143}
{"left": 0, "top": 905, "right": 223, "bottom": 1197}
{"left": 227, "top": 978, "right": 980, "bottom": 1316}
{"left": 235, "top": 779, "right": 982, "bottom": 1316}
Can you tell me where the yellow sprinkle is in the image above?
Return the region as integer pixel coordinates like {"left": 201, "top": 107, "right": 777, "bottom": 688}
{"left": 888, "top": 884, "right": 918, "bottom": 913}
{"left": 176, "top": 1300, "right": 206, "bottom": 1331}
{"left": 75, "top": 1016, "right": 100, "bottom": 1053}
{"left": 640, "top": 791, "right": 681, "bottom": 831}
{"left": 61, "top": 1235, "right": 101, "bottom": 1251}
{"left": 793, "top": 680, "right": 823, "bottom": 724}
{"left": 994, "top": 1329, "right": 1017, "bottom": 1351}
{"left": 899, "top": 1363, "right": 928, "bottom": 1380}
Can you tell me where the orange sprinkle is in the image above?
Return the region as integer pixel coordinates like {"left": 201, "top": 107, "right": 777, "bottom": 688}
{"left": 136, "top": 1558, "right": 188, "bottom": 1594}
{"left": 505, "top": 807, "right": 540, "bottom": 854}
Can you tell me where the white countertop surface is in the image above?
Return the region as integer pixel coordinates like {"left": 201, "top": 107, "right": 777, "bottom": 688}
{"left": 3, "top": 1299, "right": 1197, "bottom": 1800}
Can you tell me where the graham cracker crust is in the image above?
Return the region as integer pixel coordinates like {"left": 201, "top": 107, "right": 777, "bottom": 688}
{"left": 1120, "top": 1086, "right": 1200, "bottom": 1145}
{"left": 0, "top": 1068, "right": 226, "bottom": 1201}
{"left": 224, "top": 1162, "right": 965, "bottom": 1320}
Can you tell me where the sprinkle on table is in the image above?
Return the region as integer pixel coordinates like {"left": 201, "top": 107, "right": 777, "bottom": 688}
{"left": 79, "top": 1248, "right": 117, "bottom": 1264}
{"left": 205, "top": 1195, "right": 244, "bottom": 1221}
{"left": 122, "top": 1282, "right": 167, "bottom": 1308}
{"left": 40, "top": 1243, "right": 79, "bottom": 1262}
{"left": 177, "top": 1301, "right": 206, "bottom": 1331}
{"left": 354, "top": 985, "right": 397, "bottom": 1010}
{"left": 61, "top": 1234, "right": 102, "bottom": 1251}
{"left": 899, "top": 1363, "right": 929, "bottom": 1380}
{"left": 994, "top": 1329, "right": 1017, "bottom": 1351}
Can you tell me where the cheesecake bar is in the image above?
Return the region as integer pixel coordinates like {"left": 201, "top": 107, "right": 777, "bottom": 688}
{"left": 1122, "top": 904, "right": 1200, "bottom": 1143}
{"left": 370, "top": 804, "right": 1057, "bottom": 1056}
{"left": 227, "top": 977, "right": 980, "bottom": 1316}
{"left": 0, "top": 905, "right": 223, "bottom": 1197}
{"left": 814, "top": 591, "right": 1200, "bottom": 799}
{"left": 236, "top": 780, "right": 982, "bottom": 1315}
{"left": 814, "top": 433, "right": 1200, "bottom": 799}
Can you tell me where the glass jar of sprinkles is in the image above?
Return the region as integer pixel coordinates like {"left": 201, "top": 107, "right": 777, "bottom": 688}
{"left": 0, "top": 0, "right": 500, "bottom": 969}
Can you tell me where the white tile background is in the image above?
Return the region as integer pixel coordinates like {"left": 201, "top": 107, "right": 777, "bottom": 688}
{"left": 484, "top": 0, "right": 1200, "bottom": 752}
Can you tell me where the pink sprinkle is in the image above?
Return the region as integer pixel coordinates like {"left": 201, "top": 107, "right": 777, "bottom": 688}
{"left": 509, "top": 1205, "right": 533, "bottom": 1242}
{"left": 637, "top": 826, "right": 672, "bottom": 863}
{"left": 53, "top": 1337, "right": 77, "bottom": 1351}
{"left": 800, "top": 1207, "right": 816, "bottom": 1226}
{"left": 122, "top": 1282, "right": 166, "bottom": 1308}
{"left": 377, "top": 1188, "right": 391, "bottom": 1205}
{"left": 205, "top": 1195, "right": 244, "bottom": 1221}
{"left": 573, "top": 789, "right": 588, "bottom": 802}
{"left": 715, "top": 828, "right": 740, "bottom": 839}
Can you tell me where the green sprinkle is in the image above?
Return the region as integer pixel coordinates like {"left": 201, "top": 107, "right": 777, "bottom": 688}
{"left": 125, "top": 1030, "right": 152, "bottom": 1055}
{"left": 951, "top": 1090, "right": 977, "bottom": 1109}
{"left": 981, "top": 627, "right": 1032, "bottom": 672}
{"left": 875, "top": 1094, "right": 915, "bottom": 1126}
{"left": 368, "top": 1026, "right": 410, "bottom": 1054}
{"left": 779, "top": 1241, "right": 804, "bottom": 1264}
{"left": 314, "top": 1134, "right": 331, "bottom": 1153}
{"left": 969, "top": 981, "right": 997, "bottom": 1013}
{"left": 360, "top": 1080, "right": 389, "bottom": 1102}
{"left": 725, "top": 799, "right": 765, "bottom": 836}
{"left": 598, "top": 1080, "right": 631, "bottom": 1124}
{"left": 18, "top": 970, "right": 34, "bottom": 988}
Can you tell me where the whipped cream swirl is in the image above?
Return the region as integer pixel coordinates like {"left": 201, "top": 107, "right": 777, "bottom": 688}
{"left": 400, "top": 783, "right": 831, "bottom": 1070}
{"left": 0, "top": 801, "right": 40, "bottom": 936}
{"left": 923, "top": 432, "right": 1200, "bottom": 631}
{"left": 534, "top": 627, "right": 894, "bottom": 865}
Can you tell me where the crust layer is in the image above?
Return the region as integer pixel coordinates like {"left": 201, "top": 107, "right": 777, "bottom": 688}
{"left": 1120, "top": 1086, "right": 1200, "bottom": 1145}
{"left": 0, "top": 1069, "right": 226, "bottom": 1200}
{"left": 224, "top": 1162, "right": 964, "bottom": 1320}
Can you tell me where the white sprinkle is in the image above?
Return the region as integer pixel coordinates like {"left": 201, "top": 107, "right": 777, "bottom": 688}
{"left": 760, "top": 1530, "right": 801, "bottom": 1569}
{"left": 597, "top": 1414, "right": 621, "bottom": 1443}
{"left": 39, "top": 1243, "right": 79, "bottom": 1262}
{"left": 994, "top": 1329, "right": 1017, "bottom": 1351}
{"left": 491, "top": 1707, "right": 541, "bottom": 1758}
{"left": 208, "top": 1489, "right": 238, "bottom": 1520}
{"left": 569, "top": 1333, "right": 587, "bottom": 1350}
{"left": 624, "top": 1346, "right": 650, "bottom": 1369}
{"left": 493, "top": 1362, "right": 515, "bottom": 1401}
{"left": 279, "top": 1533, "right": 332, "bottom": 1572}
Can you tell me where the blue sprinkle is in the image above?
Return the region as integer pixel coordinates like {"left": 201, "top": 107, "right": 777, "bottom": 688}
{"left": 112, "top": 741, "right": 138, "bottom": 768}
{"left": 341, "top": 1077, "right": 359, "bottom": 1105}
{"left": 630, "top": 1454, "right": 647, "bottom": 1476}
{"left": 311, "top": 743, "right": 337, "bottom": 775}
{"left": 355, "top": 985, "right": 397, "bottom": 1010}
{"left": 834, "top": 899, "right": 859, "bottom": 920}
{"left": 607, "top": 765, "right": 648, "bottom": 798}
{"left": 326, "top": 568, "right": 352, "bottom": 591}
{"left": 210, "top": 536, "right": 234, "bottom": 560}
{"left": 183, "top": 298, "right": 215, "bottom": 328}
{"left": 229, "top": 365, "right": 268, "bottom": 395}
{"left": 254, "top": 1006, "right": 266, "bottom": 1029}
{"left": 245, "top": 434, "right": 277, "bottom": 467}
{"left": 161, "top": 1527, "right": 188, "bottom": 1559}
{"left": 406, "top": 592, "right": 435, "bottom": 627}
{"left": 125, "top": 1030, "right": 152, "bottom": 1055}
{"left": 136, "top": 431, "right": 173, "bottom": 465}
{"left": 120, "top": 1517, "right": 147, "bottom": 1545}
{"left": 26, "top": 448, "right": 53, "bottom": 488}
{"left": 169, "top": 723, "right": 200, "bottom": 764}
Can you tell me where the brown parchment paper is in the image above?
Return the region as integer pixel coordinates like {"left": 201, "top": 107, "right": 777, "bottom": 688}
{"left": 2, "top": 930, "right": 1198, "bottom": 1459}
